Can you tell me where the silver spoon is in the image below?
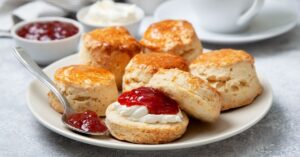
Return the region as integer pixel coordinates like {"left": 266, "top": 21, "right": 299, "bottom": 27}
{"left": 13, "top": 47, "right": 108, "bottom": 136}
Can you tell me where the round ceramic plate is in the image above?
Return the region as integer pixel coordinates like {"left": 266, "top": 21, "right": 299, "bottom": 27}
{"left": 26, "top": 54, "right": 273, "bottom": 150}
{"left": 150, "top": 0, "right": 298, "bottom": 44}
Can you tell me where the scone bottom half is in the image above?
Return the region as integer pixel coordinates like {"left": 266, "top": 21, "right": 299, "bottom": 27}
{"left": 106, "top": 106, "right": 189, "bottom": 144}
{"left": 105, "top": 87, "right": 189, "bottom": 144}
{"left": 190, "top": 49, "right": 263, "bottom": 111}
{"left": 48, "top": 65, "right": 118, "bottom": 117}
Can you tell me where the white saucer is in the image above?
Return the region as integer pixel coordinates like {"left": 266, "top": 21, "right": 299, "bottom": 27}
{"left": 140, "top": 0, "right": 298, "bottom": 44}
{"left": 26, "top": 53, "right": 273, "bottom": 150}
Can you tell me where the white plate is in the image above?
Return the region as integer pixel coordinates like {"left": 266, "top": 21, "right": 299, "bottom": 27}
{"left": 26, "top": 54, "right": 273, "bottom": 150}
{"left": 150, "top": 0, "right": 298, "bottom": 44}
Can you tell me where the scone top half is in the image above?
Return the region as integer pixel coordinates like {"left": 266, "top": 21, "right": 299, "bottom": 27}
{"left": 140, "top": 19, "right": 203, "bottom": 62}
{"left": 80, "top": 26, "right": 142, "bottom": 89}
{"left": 123, "top": 52, "right": 188, "bottom": 92}
{"left": 49, "top": 65, "right": 118, "bottom": 116}
{"left": 189, "top": 49, "right": 263, "bottom": 111}
{"left": 147, "top": 68, "right": 222, "bottom": 122}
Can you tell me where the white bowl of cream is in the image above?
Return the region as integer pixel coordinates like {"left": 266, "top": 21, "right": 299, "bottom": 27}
{"left": 76, "top": 0, "right": 144, "bottom": 36}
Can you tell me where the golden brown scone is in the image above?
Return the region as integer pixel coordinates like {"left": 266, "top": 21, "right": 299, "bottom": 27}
{"left": 189, "top": 49, "right": 263, "bottom": 111}
{"left": 80, "top": 26, "right": 142, "bottom": 89}
{"left": 48, "top": 92, "right": 64, "bottom": 113}
{"left": 105, "top": 104, "right": 189, "bottom": 144}
{"left": 140, "top": 19, "right": 203, "bottom": 62}
{"left": 122, "top": 52, "right": 188, "bottom": 92}
{"left": 48, "top": 65, "right": 118, "bottom": 116}
{"left": 147, "top": 69, "right": 221, "bottom": 122}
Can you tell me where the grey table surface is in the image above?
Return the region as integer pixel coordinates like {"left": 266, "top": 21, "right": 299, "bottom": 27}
{"left": 1, "top": 25, "right": 300, "bottom": 157}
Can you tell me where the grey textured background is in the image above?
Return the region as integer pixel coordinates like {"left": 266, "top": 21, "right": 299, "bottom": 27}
{"left": 1, "top": 15, "right": 300, "bottom": 157}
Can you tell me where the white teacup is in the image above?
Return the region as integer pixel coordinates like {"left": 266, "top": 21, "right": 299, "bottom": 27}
{"left": 192, "top": 0, "right": 265, "bottom": 33}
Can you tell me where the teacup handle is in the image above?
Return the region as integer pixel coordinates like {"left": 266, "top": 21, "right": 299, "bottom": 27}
{"left": 237, "top": 0, "right": 265, "bottom": 26}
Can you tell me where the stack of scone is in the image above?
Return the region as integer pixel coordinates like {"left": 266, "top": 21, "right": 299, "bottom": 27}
{"left": 80, "top": 26, "right": 142, "bottom": 89}
{"left": 48, "top": 19, "right": 263, "bottom": 144}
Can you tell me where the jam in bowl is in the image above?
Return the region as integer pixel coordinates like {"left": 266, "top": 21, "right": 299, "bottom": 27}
{"left": 11, "top": 17, "right": 83, "bottom": 65}
{"left": 17, "top": 21, "right": 79, "bottom": 41}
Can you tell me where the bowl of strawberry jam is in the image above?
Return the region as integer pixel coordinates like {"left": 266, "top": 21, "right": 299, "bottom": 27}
{"left": 11, "top": 17, "right": 83, "bottom": 65}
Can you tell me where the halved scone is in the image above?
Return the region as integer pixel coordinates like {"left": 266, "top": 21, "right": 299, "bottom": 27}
{"left": 106, "top": 105, "right": 189, "bottom": 144}
{"left": 106, "top": 87, "right": 189, "bottom": 144}
{"left": 147, "top": 69, "right": 221, "bottom": 122}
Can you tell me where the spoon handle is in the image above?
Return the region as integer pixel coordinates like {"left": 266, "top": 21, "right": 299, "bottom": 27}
{"left": 13, "top": 47, "right": 72, "bottom": 113}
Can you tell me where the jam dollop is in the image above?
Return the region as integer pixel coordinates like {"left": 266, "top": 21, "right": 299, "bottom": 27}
{"left": 66, "top": 110, "right": 107, "bottom": 133}
{"left": 118, "top": 87, "right": 179, "bottom": 114}
{"left": 17, "top": 21, "right": 78, "bottom": 41}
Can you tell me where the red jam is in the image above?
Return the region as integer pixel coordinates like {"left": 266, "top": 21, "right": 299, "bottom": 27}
{"left": 118, "top": 87, "right": 179, "bottom": 114}
{"left": 17, "top": 21, "right": 78, "bottom": 41}
{"left": 66, "top": 110, "right": 107, "bottom": 133}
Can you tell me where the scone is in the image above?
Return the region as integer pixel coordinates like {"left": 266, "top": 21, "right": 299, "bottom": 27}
{"left": 189, "top": 49, "right": 263, "bottom": 111}
{"left": 106, "top": 87, "right": 189, "bottom": 144}
{"left": 140, "top": 19, "right": 203, "bottom": 63}
{"left": 122, "top": 52, "right": 188, "bottom": 92}
{"left": 147, "top": 69, "right": 221, "bottom": 122}
{"left": 48, "top": 65, "right": 118, "bottom": 116}
{"left": 79, "top": 26, "right": 142, "bottom": 89}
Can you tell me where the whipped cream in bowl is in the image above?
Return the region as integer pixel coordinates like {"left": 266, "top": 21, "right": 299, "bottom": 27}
{"left": 76, "top": 0, "right": 144, "bottom": 36}
{"left": 111, "top": 101, "right": 183, "bottom": 124}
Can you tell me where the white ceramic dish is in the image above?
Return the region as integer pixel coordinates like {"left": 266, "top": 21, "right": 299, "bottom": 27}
{"left": 26, "top": 53, "right": 273, "bottom": 150}
{"left": 150, "top": 0, "right": 298, "bottom": 44}
{"left": 76, "top": 4, "right": 144, "bottom": 36}
{"left": 11, "top": 17, "right": 83, "bottom": 65}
